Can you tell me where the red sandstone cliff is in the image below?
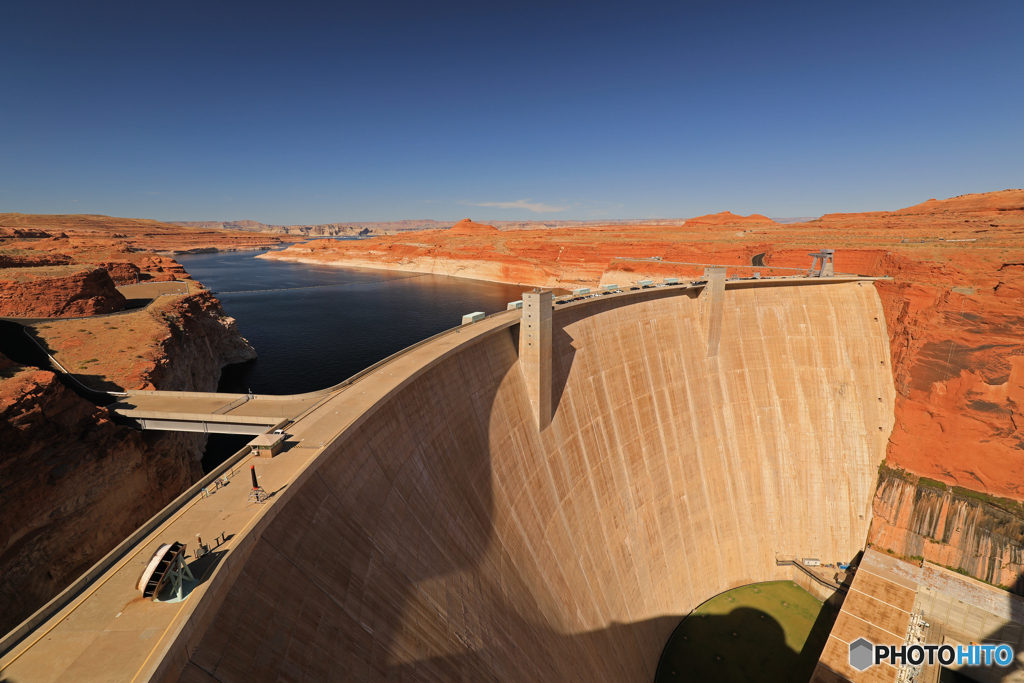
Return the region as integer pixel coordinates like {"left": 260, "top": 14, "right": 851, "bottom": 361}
{"left": 0, "top": 268, "right": 127, "bottom": 318}
{"left": 0, "top": 215, "right": 259, "bottom": 635}
{"left": 0, "top": 355, "right": 204, "bottom": 631}
{"left": 0, "top": 289, "right": 256, "bottom": 634}
{"left": 868, "top": 469, "right": 1024, "bottom": 591}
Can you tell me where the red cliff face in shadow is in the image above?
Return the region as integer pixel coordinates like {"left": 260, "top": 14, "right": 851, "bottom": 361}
{"left": 265, "top": 189, "right": 1024, "bottom": 500}
{"left": 0, "top": 214, "right": 262, "bottom": 632}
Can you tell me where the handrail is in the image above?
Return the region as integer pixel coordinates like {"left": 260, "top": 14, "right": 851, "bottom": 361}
{"left": 776, "top": 558, "right": 847, "bottom": 592}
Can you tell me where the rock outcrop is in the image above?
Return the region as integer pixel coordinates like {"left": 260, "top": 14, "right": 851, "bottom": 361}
{"left": 0, "top": 288, "right": 256, "bottom": 634}
{"left": 869, "top": 468, "right": 1024, "bottom": 591}
{"left": 140, "top": 292, "right": 257, "bottom": 391}
{"left": 448, "top": 218, "right": 501, "bottom": 234}
{"left": 0, "top": 355, "right": 206, "bottom": 634}
{"left": 0, "top": 268, "right": 127, "bottom": 318}
{"left": 683, "top": 210, "right": 777, "bottom": 225}
{"left": 894, "top": 188, "right": 1024, "bottom": 214}
{"left": 0, "top": 254, "right": 72, "bottom": 268}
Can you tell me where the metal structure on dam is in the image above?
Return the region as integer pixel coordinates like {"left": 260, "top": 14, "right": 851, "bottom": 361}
{"left": 0, "top": 274, "right": 896, "bottom": 683}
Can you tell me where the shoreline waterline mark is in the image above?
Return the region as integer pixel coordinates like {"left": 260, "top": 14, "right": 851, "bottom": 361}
{"left": 849, "top": 637, "right": 1014, "bottom": 671}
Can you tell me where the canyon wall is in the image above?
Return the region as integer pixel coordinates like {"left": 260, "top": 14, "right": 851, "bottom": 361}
{"left": 0, "top": 292, "right": 256, "bottom": 636}
{"left": 132, "top": 292, "right": 258, "bottom": 392}
{"left": 0, "top": 215, "right": 270, "bottom": 636}
{"left": 178, "top": 281, "right": 893, "bottom": 682}
{"left": 0, "top": 268, "right": 126, "bottom": 317}
{"left": 868, "top": 469, "right": 1024, "bottom": 591}
{"left": 0, "top": 356, "right": 204, "bottom": 634}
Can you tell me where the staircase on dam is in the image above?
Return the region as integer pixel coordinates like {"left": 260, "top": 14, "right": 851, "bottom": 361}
{"left": 0, "top": 267, "right": 899, "bottom": 683}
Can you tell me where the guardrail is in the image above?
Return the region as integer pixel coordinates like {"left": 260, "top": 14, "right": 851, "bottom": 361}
{"left": 612, "top": 257, "right": 860, "bottom": 276}
{"left": 776, "top": 558, "right": 847, "bottom": 593}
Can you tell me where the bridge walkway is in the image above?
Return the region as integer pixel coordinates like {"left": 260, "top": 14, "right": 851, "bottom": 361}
{"left": 107, "top": 392, "right": 326, "bottom": 434}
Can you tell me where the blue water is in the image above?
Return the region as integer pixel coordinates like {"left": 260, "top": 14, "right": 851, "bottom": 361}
{"left": 176, "top": 250, "right": 528, "bottom": 396}
{"left": 177, "top": 249, "right": 529, "bottom": 470}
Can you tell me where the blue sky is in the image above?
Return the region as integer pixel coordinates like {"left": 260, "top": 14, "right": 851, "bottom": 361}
{"left": 1, "top": 1, "right": 1021, "bottom": 223}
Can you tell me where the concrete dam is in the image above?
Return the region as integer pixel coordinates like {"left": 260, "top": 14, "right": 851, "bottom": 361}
{"left": 0, "top": 276, "right": 895, "bottom": 683}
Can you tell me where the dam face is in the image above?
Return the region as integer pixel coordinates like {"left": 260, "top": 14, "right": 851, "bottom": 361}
{"left": 179, "top": 281, "right": 894, "bottom": 682}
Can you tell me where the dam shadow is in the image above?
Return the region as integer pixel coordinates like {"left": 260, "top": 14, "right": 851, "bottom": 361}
{"left": 655, "top": 607, "right": 811, "bottom": 683}
{"left": 384, "top": 606, "right": 825, "bottom": 683}
{"left": 191, "top": 329, "right": 512, "bottom": 681}
{"left": 387, "top": 614, "right": 686, "bottom": 682}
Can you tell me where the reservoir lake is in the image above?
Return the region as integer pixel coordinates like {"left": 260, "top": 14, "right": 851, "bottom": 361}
{"left": 176, "top": 249, "right": 529, "bottom": 469}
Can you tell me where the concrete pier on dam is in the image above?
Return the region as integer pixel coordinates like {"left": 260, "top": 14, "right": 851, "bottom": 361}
{"left": 0, "top": 275, "right": 896, "bottom": 683}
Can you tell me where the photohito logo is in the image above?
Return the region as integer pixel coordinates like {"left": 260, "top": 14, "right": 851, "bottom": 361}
{"left": 849, "top": 638, "right": 1014, "bottom": 671}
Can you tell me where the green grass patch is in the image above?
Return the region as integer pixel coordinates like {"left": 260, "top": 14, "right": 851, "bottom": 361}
{"left": 951, "top": 486, "right": 1024, "bottom": 516}
{"left": 877, "top": 460, "right": 913, "bottom": 482}
{"left": 655, "top": 581, "right": 836, "bottom": 683}
{"left": 918, "top": 477, "right": 947, "bottom": 491}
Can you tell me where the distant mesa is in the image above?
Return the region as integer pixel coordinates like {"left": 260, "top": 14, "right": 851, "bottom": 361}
{"left": 0, "top": 227, "right": 57, "bottom": 239}
{"left": 448, "top": 218, "right": 501, "bottom": 234}
{"left": 821, "top": 188, "right": 1024, "bottom": 220}
{"left": 893, "top": 188, "right": 1024, "bottom": 214}
{"left": 684, "top": 211, "right": 777, "bottom": 226}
